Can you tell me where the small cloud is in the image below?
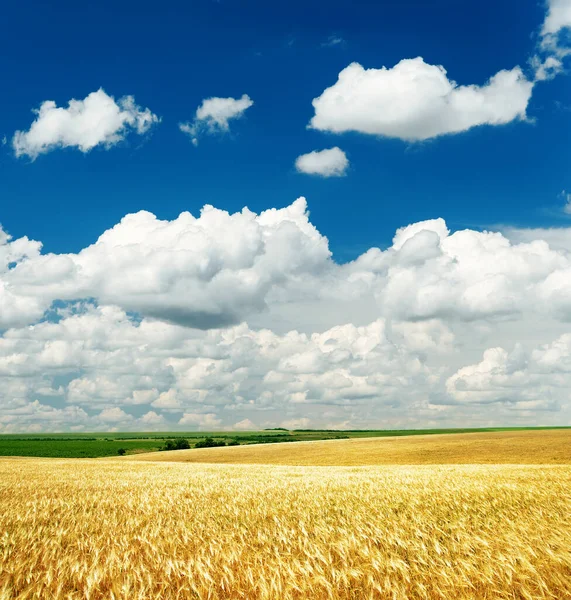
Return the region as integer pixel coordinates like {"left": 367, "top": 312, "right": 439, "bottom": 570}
{"left": 540, "top": 0, "right": 571, "bottom": 40}
{"left": 98, "top": 407, "right": 133, "bottom": 423}
{"left": 281, "top": 417, "right": 310, "bottom": 430}
{"left": 139, "top": 411, "right": 166, "bottom": 426}
{"left": 179, "top": 412, "right": 221, "bottom": 429}
{"left": 179, "top": 94, "right": 253, "bottom": 146}
{"left": 295, "top": 147, "right": 349, "bottom": 177}
{"left": 531, "top": 0, "right": 571, "bottom": 82}
{"left": 13, "top": 89, "right": 159, "bottom": 160}
{"left": 233, "top": 418, "right": 257, "bottom": 430}
{"left": 531, "top": 55, "right": 563, "bottom": 81}
{"left": 321, "top": 35, "right": 346, "bottom": 48}
{"left": 560, "top": 190, "right": 571, "bottom": 214}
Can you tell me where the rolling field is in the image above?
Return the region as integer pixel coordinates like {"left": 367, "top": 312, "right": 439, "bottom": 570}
{"left": 0, "top": 427, "right": 559, "bottom": 458}
{"left": 129, "top": 428, "right": 571, "bottom": 465}
{"left": 2, "top": 430, "right": 571, "bottom": 599}
{"left": 1, "top": 459, "right": 571, "bottom": 599}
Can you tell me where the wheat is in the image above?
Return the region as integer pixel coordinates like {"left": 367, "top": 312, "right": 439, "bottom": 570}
{"left": 128, "top": 428, "right": 571, "bottom": 466}
{"left": 1, "top": 459, "right": 570, "bottom": 599}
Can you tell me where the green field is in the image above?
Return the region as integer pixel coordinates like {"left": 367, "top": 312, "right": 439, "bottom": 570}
{"left": 0, "top": 427, "right": 568, "bottom": 458}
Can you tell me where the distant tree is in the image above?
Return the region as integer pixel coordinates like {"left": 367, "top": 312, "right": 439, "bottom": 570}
{"left": 194, "top": 437, "right": 226, "bottom": 449}
{"left": 228, "top": 439, "right": 240, "bottom": 446}
{"left": 174, "top": 438, "right": 190, "bottom": 450}
{"left": 161, "top": 438, "right": 190, "bottom": 451}
{"left": 117, "top": 448, "right": 126, "bottom": 456}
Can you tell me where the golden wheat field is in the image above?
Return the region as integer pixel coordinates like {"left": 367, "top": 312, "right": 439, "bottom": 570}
{"left": 129, "top": 428, "right": 571, "bottom": 466}
{"left": 1, "top": 457, "right": 571, "bottom": 599}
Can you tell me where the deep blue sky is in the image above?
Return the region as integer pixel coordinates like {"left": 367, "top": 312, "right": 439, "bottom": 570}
{"left": 1, "top": 0, "right": 569, "bottom": 260}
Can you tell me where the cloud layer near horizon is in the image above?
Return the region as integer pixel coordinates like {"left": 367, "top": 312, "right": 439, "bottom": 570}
{"left": 2, "top": 198, "right": 571, "bottom": 432}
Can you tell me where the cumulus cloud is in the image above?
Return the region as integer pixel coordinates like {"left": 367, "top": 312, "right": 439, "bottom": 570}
{"left": 4, "top": 200, "right": 571, "bottom": 430}
{"left": 7, "top": 200, "right": 571, "bottom": 332}
{"left": 531, "top": 0, "right": 571, "bottom": 80}
{"left": 0, "top": 302, "right": 447, "bottom": 432}
{"left": 502, "top": 225, "right": 571, "bottom": 252}
{"left": 179, "top": 94, "right": 253, "bottom": 145}
{"left": 13, "top": 89, "right": 159, "bottom": 159}
{"left": 1, "top": 198, "right": 331, "bottom": 330}
{"left": 233, "top": 418, "right": 257, "bottom": 430}
{"left": 98, "top": 406, "right": 133, "bottom": 423}
{"left": 140, "top": 411, "right": 166, "bottom": 426}
{"left": 309, "top": 58, "right": 533, "bottom": 141}
{"left": 179, "top": 412, "right": 222, "bottom": 430}
{"left": 541, "top": 0, "right": 571, "bottom": 37}
{"left": 445, "top": 334, "right": 571, "bottom": 411}
{"left": 295, "top": 147, "right": 349, "bottom": 177}
{"left": 531, "top": 55, "right": 563, "bottom": 81}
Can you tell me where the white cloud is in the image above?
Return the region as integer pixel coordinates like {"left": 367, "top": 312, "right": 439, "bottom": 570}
{"left": 7, "top": 201, "right": 571, "bottom": 332}
{"left": 502, "top": 225, "right": 571, "bottom": 253}
{"left": 541, "top": 0, "right": 571, "bottom": 37}
{"left": 531, "top": 55, "right": 563, "bottom": 81}
{"left": 179, "top": 412, "right": 222, "bottom": 430}
{"left": 321, "top": 35, "right": 345, "bottom": 48}
{"left": 13, "top": 89, "right": 159, "bottom": 159}
{"left": 98, "top": 407, "right": 133, "bottom": 423}
{"left": 295, "top": 147, "right": 349, "bottom": 177}
{"left": 4, "top": 200, "right": 571, "bottom": 430}
{"left": 179, "top": 94, "right": 253, "bottom": 145}
{"left": 152, "top": 389, "right": 183, "bottom": 411}
{"left": 233, "top": 418, "right": 257, "bottom": 430}
{"left": 1, "top": 198, "right": 331, "bottom": 330}
{"left": 445, "top": 334, "right": 571, "bottom": 410}
{"left": 281, "top": 417, "right": 310, "bottom": 430}
{"left": 140, "top": 411, "right": 166, "bottom": 426}
{"left": 309, "top": 58, "right": 533, "bottom": 141}
{"left": 533, "top": 0, "right": 571, "bottom": 80}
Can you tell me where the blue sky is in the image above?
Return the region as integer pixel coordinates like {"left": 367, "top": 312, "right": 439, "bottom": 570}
{"left": 4, "top": 0, "right": 571, "bottom": 432}
{"left": 1, "top": 0, "right": 570, "bottom": 260}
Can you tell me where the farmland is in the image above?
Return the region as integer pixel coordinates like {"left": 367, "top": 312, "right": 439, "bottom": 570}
{"left": 0, "top": 426, "right": 566, "bottom": 458}
{"left": 1, "top": 457, "right": 570, "bottom": 599}
{"left": 2, "top": 429, "right": 571, "bottom": 599}
{"left": 129, "top": 428, "right": 571, "bottom": 466}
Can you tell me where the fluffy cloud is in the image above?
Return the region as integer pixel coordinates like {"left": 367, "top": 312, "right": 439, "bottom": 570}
{"left": 98, "top": 406, "right": 133, "bottom": 423}
{"left": 1, "top": 198, "right": 331, "bottom": 330}
{"left": 7, "top": 199, "right": 571, "bottom": 332}
{"left": 531, "top": 55, "right": 563, "bottom": 81}
{"left": 533, "top": 0, "right": 571, "bottom": 80}
{"left": 13, "top": 89, "right": 159, "bottom": 159}
{"left": 7, "top": 200, "right": 571, "bottom": 330}
{"left": 541, "top": 0, "right": 571, "bottom": 37}
{"left": 446, "top": 334, "right": 571, "bottom": 411}
{"left": 309, "top": 58, "right": 533, "bottom": 141}
{"left": 179, "top": 94, "right": 253, "bottom": 145}
{"left": 0, "top": 304, "right": 444, "bottom": 432}
{"left": 233, "top": 418, "right": 257, "bottom": 430}
{"left": 295, "top": 147, "right": 349, "bottom": 177}
{"left": 3, "top": 199, "right": 571, "bottom": 431}
{"left": 179, "top": 413, "right": 222, "bottom": 429}
{"left": 502, "top": 225, "right": 571, "bottom": 253}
